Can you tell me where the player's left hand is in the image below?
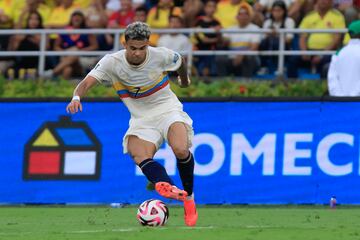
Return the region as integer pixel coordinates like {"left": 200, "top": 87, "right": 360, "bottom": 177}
{"left": 66, "top": 100, "right": 82, "bottom": 114}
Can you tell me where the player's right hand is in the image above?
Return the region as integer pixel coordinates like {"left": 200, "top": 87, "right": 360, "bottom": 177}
{"left": 66, "top": 100, "right": 83, "bottom": 114}
{"left": 177, "top": 75, "right": 191, "bottom": 88}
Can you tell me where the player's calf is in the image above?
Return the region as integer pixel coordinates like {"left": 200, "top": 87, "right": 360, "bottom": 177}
{"left": 176, "top": 152, "right": 194, "bottom": 196}
{"left": 138, "top": 158, "right": 174, "bottom": 185}
{"left": 138, "top": 159, "right": 187, "bottom": 201}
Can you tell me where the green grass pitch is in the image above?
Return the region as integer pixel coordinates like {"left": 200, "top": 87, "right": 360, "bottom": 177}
{"left": 1, "top": 205, "right": 360, "bottom": 240}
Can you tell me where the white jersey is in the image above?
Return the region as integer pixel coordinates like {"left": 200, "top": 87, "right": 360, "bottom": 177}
{"left": 87, "top": 46, "right": 183, "bottom": 118}
{"left": 328, "top": 39, "right": 360, "bottom": 96}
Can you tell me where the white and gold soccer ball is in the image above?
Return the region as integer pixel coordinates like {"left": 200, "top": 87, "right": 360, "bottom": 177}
{"left": 137, "top": 199, "right": 169, "bottom": 226}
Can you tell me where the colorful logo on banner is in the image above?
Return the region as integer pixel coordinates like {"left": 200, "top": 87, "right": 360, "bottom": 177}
{"left": 23, "top": 116, "right": 101, "bottom": 180}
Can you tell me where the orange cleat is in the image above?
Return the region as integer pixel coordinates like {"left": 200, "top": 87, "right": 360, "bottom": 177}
{"left": 155, "top": 182, "right": 188, "bottom": 201}
{"left": 184, "top": 198, "right": 198, "bottom": 227}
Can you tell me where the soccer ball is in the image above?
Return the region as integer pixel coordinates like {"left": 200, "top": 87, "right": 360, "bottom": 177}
{"left": 137, "top": 199, "right": 169, "bottom": 226}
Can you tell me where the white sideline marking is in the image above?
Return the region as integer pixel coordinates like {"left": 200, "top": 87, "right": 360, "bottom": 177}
{"left": 112, "top": 228, "right": 138, "bottom": 232}
{"left": 245, "top": 225, "right": 272, "bottom": 229}
{"left": 68, "top": 228, "right": 137, "bottom": 234}
{"left": 0, "top": 226, "right": 216, "bottom": 235}
{"left": 68, "top": 230, "right": 107, "bottom": 234}
{"left": 178, "top": 226, "right": 215, "bottom": 230}
{"left": 67, "top": 226, "right": 215, "bottom": 234}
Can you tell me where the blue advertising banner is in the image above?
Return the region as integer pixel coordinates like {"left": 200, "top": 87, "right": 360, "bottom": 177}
{"left": 1, "top": 101, "right": 360, "bottom": 204}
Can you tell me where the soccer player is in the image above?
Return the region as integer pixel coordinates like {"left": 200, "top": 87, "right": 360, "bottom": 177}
{"left": 328, "top": 20, "right": 360, "bottom": 96}
{"left": 66, "top": 22, "right": 198, "bottom": 227}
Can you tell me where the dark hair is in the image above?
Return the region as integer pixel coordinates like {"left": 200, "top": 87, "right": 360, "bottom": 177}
{"left": 270, "top": 0, "right": 287, "bottom": 28}
{"left": 135, "top": 5, "right": 148, "bottom": 14}
{"left": 125, "top": 22, "right": 151, "bottom": 41}
{"left": 26, "top": 11, "right": 43, "bottom": 29}
{"left": 349, "top": 32, "right": 360, "bottom": 39}
{"left": 69, "top": 10, "right": 87, "bottom": 28}
{"left": 205, "top": 0, "right": 218, "bottom": 4}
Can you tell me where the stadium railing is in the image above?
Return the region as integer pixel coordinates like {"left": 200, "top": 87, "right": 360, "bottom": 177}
{"left": 0, "top": 28, "right": 348, "bottom": 77}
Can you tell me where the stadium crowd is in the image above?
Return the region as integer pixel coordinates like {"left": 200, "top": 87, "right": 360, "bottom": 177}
{"left": 0, "top": 0, "right": 358, "bottom": 80}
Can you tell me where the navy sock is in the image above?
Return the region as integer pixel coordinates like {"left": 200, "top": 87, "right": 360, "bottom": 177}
{"left": 138, "top": 158, "right": 173, "bottom": 185}
{"left": 176, "top": 152, "right": 194, "bottom": 196}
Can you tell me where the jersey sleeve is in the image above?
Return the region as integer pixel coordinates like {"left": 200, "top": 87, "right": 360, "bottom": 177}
{"left": 87, "top": 55, "right": 113, "bottom": 84}
{"left": 327, "top": 54, "right": 342, "bottom": 96}
{"left": 299, "top": 15, "right": 310, "bottom": 29}
{"left": 251, "top": 26, "right": 262, "bottom": 44}
{"left": 160, "top": 47, "right": 182, "bottom": 72}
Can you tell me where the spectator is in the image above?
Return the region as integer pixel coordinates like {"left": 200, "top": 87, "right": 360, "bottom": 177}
{"left": 132, "top": 0, "right": 146, "bottom": 9}
{"left": 8, "top": 11, "right": 49, "bottom": 77}
{"left": 334, "top": 0, "right": 359, "bottom": 25}
{"left": 215, "top": 0, "right": 264, "bottom": 26}
{"left": 0, "top": 0, "right": 13, "bottom": 29}
{"left": 157, "top": 15, "right": 192, "bottom": 53}
{"left": 147, "top": 0, "right": 182, "bottom": 28}
{"left": 45, "top": 0, "right": 81, "bottom": 70}
{"left": 291, "top": 0, "right": 346, "bottom": 78}
{"left": 84, "top": 0, "right": 108, "bottom": 28}
{"left": 254, "top": 0, "right": 293, "bottom": 27}
{"left": 193, "top": 0, "right": 222, "bottom": 77}
{"left": 134, "top": 4, "right": 148, "bottom": 22}
{"left": 260, "top": 0, "right": 295, "bottom": 74}
{"left": 182, "top": 0, "right": 204, "bottom": 27}
{"left": 356, "top": 0, "right": 360, "bottom": 10}
{"left": 0, "top": 0, "right": 14, "bottom": 75}
{"left": 108, "top": 0, "right": 135, "bottom": 28}
{"left": 255, "top": 0, "right": 296, "bottom": 13}
{"left": 328, "top": 20, "right": 360, "bottom": 96}
{"left": 105, "top": 0, "right": 121, "bottom": 16}
{"left": 342, "top": 0, "right": 360, "bottom": 44}
{"left": 13, "top": 0, "right": 51, "bottom": 29}
{"left": 288, "top": 0, "right": 315, "bottom": 25}
{"left": 106, "top": 0, "right": 145, "bottom": 15}
{"left": 44, "top": 11, "right": 98, "bottom": 79}
{"left": 220, "top": 3, "right": 261, "bottom": 77}
{"left": 133, "top": 5, "right": 159, "bottom": 46}
{"left": 73, "top": 0, "right": 92, "bottom": 8}
{"left": 84, "top": 0, "right": 113, "bottom": 55}
{"left": 106, "top": 0, "right": 120, "bottom": 10}
{"left": 46, "top": 0, "right": 80, "bottom": 29}
{"left": 119, "top": 5, "right": 160, "bottom": 46}
{"left": 214, "top": 0, "right": 245, "bottom": 28}
{"left": 43, "top": 0, "right": 56, "bottom": 9}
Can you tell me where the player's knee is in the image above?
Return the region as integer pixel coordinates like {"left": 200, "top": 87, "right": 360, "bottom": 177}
{"left": 128, "top": 151, "right": 151, "bottom": 165}
{"left": 130, "top": 154, "right": 145, "bottom": 165}
{"left": 172, "top": 146, "right": 189, "bottom": 159}
{"left": 134, "top": 156, "right": 150, "bottom": 166}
